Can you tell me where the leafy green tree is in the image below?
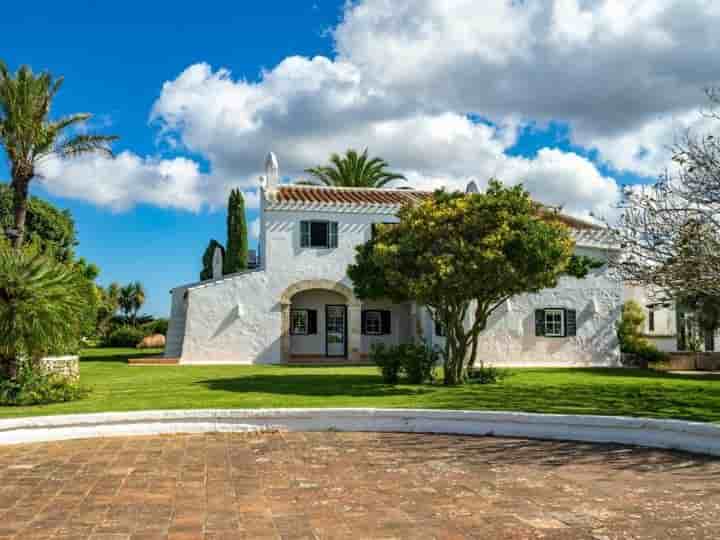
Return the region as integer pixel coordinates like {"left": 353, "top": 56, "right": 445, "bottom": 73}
{"left": 200, "top": 239, "right": 225, "bottom": 280}
{"left": 118, "top": 281, "right": 146, "bottom": 326}
{"left": 96, "top": 282, "right": 121, "bottom": 339}
{"left": 0, "top": 184, "right": 77, "bottom": 261}
{"left": 0, "top": 61, "right": 118, "bottom": 247}
{"left": 224, "top": 189, "right": 248, "bottom": 274}
{"left": 303, "top": 148, "right": 406, "bottom": 188}
{"left": 349, "top": 181, "right": 599, "bottom": 385}
{"left": 0, "top": 240, "right": 93, "bottom": 379}
{"left": 617, "top": 300, "right": 649, "bottom": 353}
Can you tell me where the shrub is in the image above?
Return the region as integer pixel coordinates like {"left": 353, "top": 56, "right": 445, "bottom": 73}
{"left": 142, "top": 318, "right": 169, "bottom": 336}
{"left": 369, "top": 343, "right": 402, "bottom": 384}
{"left": 469, "top": 365, "right": 507, "bottom": 384}
{"left": 0, "top": 240, "right": 94, "bottom": 378}
{"left": 105, "top": 326, "right": 145, "bottom": 348}
{"left": 398, "top": 343, "right": 438, "bottom": 384}
{"left": 0, "top": 362, "right": 86, "bottom": 406}
{"left": 617, "top": 300, "right": 666, "bottom": 363}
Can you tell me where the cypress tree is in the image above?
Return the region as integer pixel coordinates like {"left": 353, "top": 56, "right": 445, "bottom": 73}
{"left": 224, "top": 189, "right": 248, "bottom": 274}
{"left": 200, "top": 239, "right": 224, "bottom": 280}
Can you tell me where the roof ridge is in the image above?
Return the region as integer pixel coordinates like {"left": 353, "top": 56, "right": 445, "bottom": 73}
{"left": 279, "top": 184, "right": 428, "bottom": 193}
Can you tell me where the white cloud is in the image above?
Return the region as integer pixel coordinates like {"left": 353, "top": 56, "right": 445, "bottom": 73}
{"left": 37, "top": 152, "right": 258, "bottom": 212}
{"left": 44, "top": 0, "right": 720, "bottom": 218}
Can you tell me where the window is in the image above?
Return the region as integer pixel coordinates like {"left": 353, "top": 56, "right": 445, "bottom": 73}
{"left": 535, "top": 308, "right": 577, "bottom": 338}
{"left": 290, "top": 309, "right": 317, "bottom": 335}
{"left": 365, "top": 311, "right": 382, "bottom": 335}
{"left": 544, "top": 309, "right": 564, "bottom": 337}
{"left": 362, "top": 310, "right": 391, "bottom": 335}
{"left": 300, "top": 221, "right": 338, "bottom": 248}
{"left": 291, "top": 310, "right": 308, "bottom": 335}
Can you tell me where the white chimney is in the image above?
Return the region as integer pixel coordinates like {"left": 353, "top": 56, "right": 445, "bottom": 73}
{"left": 264, "top": 152, "right": 279, "bottom": 191}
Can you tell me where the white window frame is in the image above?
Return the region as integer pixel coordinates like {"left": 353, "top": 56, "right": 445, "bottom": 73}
{"left": 300, "top": 221, "right": 338, "bottom": 249}
{"left": 365, "top": 310, "right": 382, "bottom": 335}
{"left": 544, "top": 309, "right": 565, "bottom": 337}
{"left": 291, "top": 309, "right": 309, "bottom": 335}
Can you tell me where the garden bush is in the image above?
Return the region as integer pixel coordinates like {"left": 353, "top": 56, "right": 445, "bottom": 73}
{"left": 469, "top": 365, "right": 507, "bottom": 384}
{"left": 141, "top": 318, "right": 169, "bottom": 336}
{"left": 369, "top": 343, "right": 402, "bottom": 384}
{"left": 0, "top": 362, "right": 85, "bottom": 406}
{"left": 370, "top": 342, "right": 438, "bottom": 384}
{"left": 398, "top": 343, "right": 438, "bottom": 384}
{"left": 105, "top": 326, "right": 145, "bottom": 348}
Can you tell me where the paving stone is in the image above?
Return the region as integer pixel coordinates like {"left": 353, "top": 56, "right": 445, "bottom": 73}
{"left": 0, "top": 432, "right": 717, "bottom": 539}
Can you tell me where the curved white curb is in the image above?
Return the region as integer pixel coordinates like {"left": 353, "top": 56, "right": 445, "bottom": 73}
{"left": 1, "top": 409, "right": 719, "bottom": 456}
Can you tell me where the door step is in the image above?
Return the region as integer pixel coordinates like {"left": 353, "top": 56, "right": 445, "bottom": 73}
{"left": 127, "top": 357, "right": 180, "bottom": 366}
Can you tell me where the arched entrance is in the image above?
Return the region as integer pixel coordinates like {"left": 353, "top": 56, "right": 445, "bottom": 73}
{"left": 280, "top": 280, "right": 362, "bottom": 362}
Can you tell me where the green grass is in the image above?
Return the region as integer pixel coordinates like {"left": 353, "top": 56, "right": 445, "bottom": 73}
{"left": 0, "top": 347, "right": 719, "bottom": 423}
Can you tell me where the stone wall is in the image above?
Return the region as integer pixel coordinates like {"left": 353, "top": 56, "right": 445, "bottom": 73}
{"left": 38, "top": 355, "right": 79, "bottom": 380}
{"left": 664, "top": 353, "right": 720, "bottom": 371}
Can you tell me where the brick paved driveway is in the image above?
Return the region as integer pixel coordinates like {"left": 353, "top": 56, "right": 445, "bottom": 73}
{"left": 0, "top": 432, "right": 718, "bottom": 539}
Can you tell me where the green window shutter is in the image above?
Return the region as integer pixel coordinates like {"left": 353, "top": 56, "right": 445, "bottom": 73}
{"left": 300, "top": 221, "right": 310, "bottom": 247}
{"left": 361, "top": 310, "right": 368, "bottom": 335}
{"left": 535, "top": 309, "right": 545, "bottom": 336}
{"left": 329, "top": 222, "right": 338, "bottom": 248}
{"left": 307, "top": 310, "right": 318, "bottom": 335}
{"left": 565, "top": 309, "right": 577, "bottom": 337}
{"left": 381, "top": 310, "right": 392, "bottom": 335}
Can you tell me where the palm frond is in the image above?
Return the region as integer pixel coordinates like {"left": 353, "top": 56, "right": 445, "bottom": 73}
{"left": 57, "top": 134, "right": 118, "bottom": 158}
{"left": 305, "top": 148, "right": 407, "bottom": 188}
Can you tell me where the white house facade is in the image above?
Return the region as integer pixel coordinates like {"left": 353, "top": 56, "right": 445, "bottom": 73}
{"left": 165, "top": 154, "right": 623, "bottom": 366}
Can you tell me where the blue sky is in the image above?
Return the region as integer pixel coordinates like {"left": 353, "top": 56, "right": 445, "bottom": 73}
{"left": 1, "top": 1, "right": 341, "bottom": 315}
{"left": 1, "top": 1, "right": 715, "bottom": 316}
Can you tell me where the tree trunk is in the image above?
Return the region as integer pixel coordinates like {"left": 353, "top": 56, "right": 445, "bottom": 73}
{"left": 10, "top": 175, "right": 30, "bottom": 248}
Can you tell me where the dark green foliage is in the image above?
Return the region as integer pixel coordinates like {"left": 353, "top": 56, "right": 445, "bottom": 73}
{"left": 0, "top": 241, "right": 96, "bottom": 379}
{"left": 369, "top": 343, "right": 402, "bottom": 384}
{"left": 141, "top": 318, "right": 168, "bottom": 337}
{"left": 0, "top": 361, "right": 85, "bottom": 405}
{"left": 105, "top": 326, "right": 144, "bottom": 348}
{"left": 303, "top": 148, "right": 406, "bottom": 187}
{"left": 469, "top": 365, "right": 507, "bottom": 384}
{"left": 369, "top": 342, "right": 438, "bottom": 384}
{"left": 0, "top": 183, "right": 76, "bottom": 261}
{"left": 200, "top": 239, "right": 224, "bottom": 280}
{"left": 224, "top": 189, "right": 248, "bottom": 274}
{"left": 397, "top": 343, "right": 438, "bottom": 384}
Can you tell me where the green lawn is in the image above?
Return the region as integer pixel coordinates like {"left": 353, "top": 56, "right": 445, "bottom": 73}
{"left": 0, "top": 348, "right": 719, "bottom": 423}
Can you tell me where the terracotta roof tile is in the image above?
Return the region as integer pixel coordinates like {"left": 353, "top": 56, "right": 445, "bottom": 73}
{"left": 271, "top": 185, "right": 430, "bottom": 206}
{"left": 268, "top": 185, "right": 603, "bottom": 231}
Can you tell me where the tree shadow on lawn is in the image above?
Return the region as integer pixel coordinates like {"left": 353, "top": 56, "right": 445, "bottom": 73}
{"left": 561, "top": 367, "right": 720, "bottom": 382}
{"left": 196, "top": 373, "right": 433, "bottom": 398}
{"left": 80, "top": 348, "right": 163, "bottom": 364}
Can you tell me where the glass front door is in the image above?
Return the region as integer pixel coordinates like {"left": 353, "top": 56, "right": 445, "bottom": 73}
{"left": 325, "top": 305, "right": 347, "bottom": 357}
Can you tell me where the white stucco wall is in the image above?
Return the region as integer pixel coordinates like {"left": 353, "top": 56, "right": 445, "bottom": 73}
{"left": 167, "top": 196, "right": 622, "bottom": 366}
{"left": 171, "top": 206, "right": 404, "bottom": 364}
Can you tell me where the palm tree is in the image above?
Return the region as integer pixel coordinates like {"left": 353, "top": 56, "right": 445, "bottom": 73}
{"left": 0, "top": 242, "right": 90, "bottom": 379}
{"left": 0, "top": 61, "right": 118, "bottom": 248}
{"left": 118, "top": 281, "right": 146, "bottom": 326}
{"left": 303, "top": 148, "right": 406, "bottom": 188}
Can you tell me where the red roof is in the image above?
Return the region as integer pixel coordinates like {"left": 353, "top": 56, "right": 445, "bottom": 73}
{"left": 268, "top": 185, "right": 601, "bottom": 230}
{"left": 270, "top": 185, "right": 430, "bottom": 206}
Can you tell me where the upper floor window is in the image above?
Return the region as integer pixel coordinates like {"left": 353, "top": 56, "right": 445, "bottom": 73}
{"left": 300, "top": 221, "right": 338, "bottom": 249}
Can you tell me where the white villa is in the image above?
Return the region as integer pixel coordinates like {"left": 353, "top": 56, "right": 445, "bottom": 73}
{"left": 165, "top": 154, "right": 623, "bottom": 366}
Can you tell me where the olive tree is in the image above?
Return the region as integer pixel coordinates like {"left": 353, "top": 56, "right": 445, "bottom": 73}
{"left": 348, "top": 181, "right": 599, "bottom": 385}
